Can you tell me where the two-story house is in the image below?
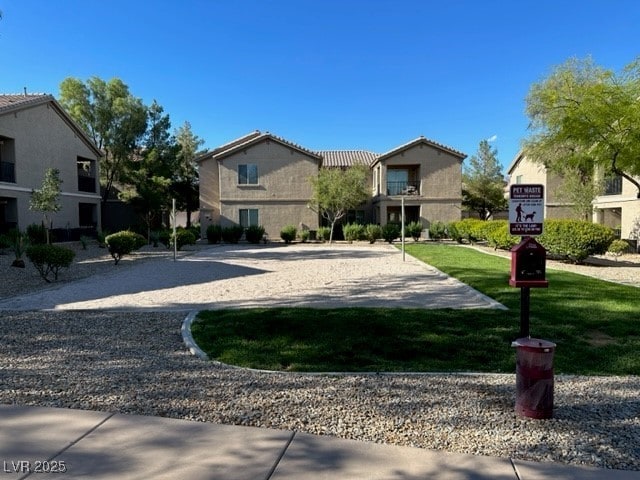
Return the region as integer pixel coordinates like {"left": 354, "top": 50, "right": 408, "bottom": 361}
{"left": 0, "top": 94, "right": 102, "bottom": 237}
{"left": 198, "top": 131, "right": 466, "bottom": 239}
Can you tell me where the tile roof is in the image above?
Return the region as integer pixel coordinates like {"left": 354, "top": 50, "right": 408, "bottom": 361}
{"left": 0, "top": 94, "right": 54, "bottom": 114}
{"left": 318, "top": 150, "right": 379, "bottom": 167}
{"left": 378, "top": 136, "right": 467, "bottom": 161}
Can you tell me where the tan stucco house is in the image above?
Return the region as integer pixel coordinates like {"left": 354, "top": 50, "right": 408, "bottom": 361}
{"left": 0, "top": 94, "right": 102, "bottom": 237}
{"left": 507, "top": 152, "right": 640, "bottom": 242}
{"left": 198, "top": 131, "right": 466, "bottom": 239}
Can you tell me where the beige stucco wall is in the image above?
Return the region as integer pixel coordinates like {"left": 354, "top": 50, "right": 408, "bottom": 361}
{"left": 0, "top": 102, "right": 101, "bottom": 232}
{"left": 593, "top": 175, "right": 640, "bottom": 240}
{"left": 373, "top": 142, "right": 462, "bottom": 225}
{"left": 199, "top": 139, "right": 320, "bottom": 238}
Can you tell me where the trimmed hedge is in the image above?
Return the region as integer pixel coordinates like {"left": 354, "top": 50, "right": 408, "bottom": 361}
{"left": 26, "top": 244, "right": 75, "bottom": 282}
{"left": 429, "top": 221, "right": 447, "bottom": 240}
{"left": 105, "top": 230, "right": 146, "bottom": 265}
{"left": 222, "top": 225, "right": 244, "bottom": 244}
{"left": 172, "top": 229, "right": 197, "bottom": 250}
{"left": 538, "top": 219, "right": 615, "bottom": 263}
{"left": 364, "top": 224, "right": 382, "bottom": 244}
{"left": 206, "top": 224, "right": 222, "bottom": 244}
{"left": 342, "top": 223, "right": 365, "bottom": 243}
{"left": 382, "top": 223, "right": 400, "bottom": 243}
{"left": 406, "top": 221, "right": 422, "bottom": 241}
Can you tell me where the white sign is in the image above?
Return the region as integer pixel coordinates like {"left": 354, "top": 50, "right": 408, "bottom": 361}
{"left": 509, "top": 184, "right": 544, "bottom": 236}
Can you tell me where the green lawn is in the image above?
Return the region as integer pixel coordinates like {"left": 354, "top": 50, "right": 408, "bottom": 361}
{"left": 190, "top": 243, "right": 640, "bottom": 375}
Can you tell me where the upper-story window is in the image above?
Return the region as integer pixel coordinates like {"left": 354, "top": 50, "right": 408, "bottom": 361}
{"left": 515, "top": 175, "right": 523, "bottom": 184}
{"left": 0, "top": 136, "right": 16, "bottom": 183}
{"left": 77, "top": 157, "right": 97, "bottom": 193}
{"left": 604, "top": 174, "right": 622, "bottom": 195}
{"left": 238, "top": 164, "right": 258, "bottom": 185}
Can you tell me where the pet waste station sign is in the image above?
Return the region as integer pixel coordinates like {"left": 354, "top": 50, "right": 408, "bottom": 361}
{"left": 509, "top": 184, "right": 544, "bottom": 236}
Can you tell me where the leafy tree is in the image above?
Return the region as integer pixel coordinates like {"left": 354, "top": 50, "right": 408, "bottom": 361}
{"left": 171, "top": 121, "right": 204, "bottom": 228}
{"left": 553, "top": 166, "right": 604, "bottom": 221}
{"left": 119, "top": 101, "right": 176, "bottom": 237}
{"left": 29, "top": 168, "right": 62, "bottom": 244}
{"left": 524, "top": 56, "right": 640, "bottom": 198}
{"left": 58, "top": 77, "right": 148, "bottom": 204}
{"left": 462, "top": 140, "right": 507, "bottom": 220}
{"left": 309, "top": 165, "right": 369, "bottom": 242}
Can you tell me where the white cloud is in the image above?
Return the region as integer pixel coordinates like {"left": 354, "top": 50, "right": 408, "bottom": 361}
{"left": 487, "top": 134, "right": 498, "bottom": 142}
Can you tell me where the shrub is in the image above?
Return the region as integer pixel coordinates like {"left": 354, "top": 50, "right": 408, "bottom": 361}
{"left": 172, "top": 229, "right": 197, "bottom": 250}
{"left": 280, "top": 225, "right": 297, "bottom": 244}
{"left": 245, "top": 225, "right": 266, "bottom": 244}
{"left": 538, "top": 219, "right": 615, "bottom": 263}
{"left": 317, "top": 226, "right": 331, "bottom": 242}
{"left": 428, "top": 221, "right": 447, "bottom": 240}
{"left": 446, "top": 222, "right": 461, "bottom": 242}
{"left": 79, "top": 235, "right": 91, "bottom": 250}
{"left": 299, "top": 229, "right": 310, "bottom": 243}
{"left": 364, "top": 224, "right": 382, "bottom": 244}
{"left": 483, "top": 220, "right": 518, "bottom": 250}
{"left": 405, "top": 221, "right": 423, "bottom": 241}
{"left": 222, "top": 225, "right": 244, "bottom": 243}
{"left": 26, "top": 223, "right": 47, "bottom": 245}
{"left": 607, "top": 239, "right": 631, "bottom": 259}
{"left": 206, "top": 224, "right": 222, "bottom": 244}
{"left": 342, "top": 223, "right": 365, "bottom": 243}
{"left": 454, "top": 218, "right": 485, "bottom": 243}
{"left": 26, "top": 244, "right": 75, "bottom": 282}
{"left": 4, "top": 229, "right": 29, "bottom": 267}
{"left": 0, "top": 233, "right": 10, "bottom": 251}
{"left": 96, "top": 230, "right": 110, "bottom": 248}
{"left": 382, "top": 223, "right": 401, "bottom": 243}
{"left": 105, "top": 230, "right": 146, "bottom": 265}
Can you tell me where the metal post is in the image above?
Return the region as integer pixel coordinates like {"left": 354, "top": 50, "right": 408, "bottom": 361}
{"left": 401, "top": 195, "right": 405, "bottom": 262}
{"left": 520, "top": 287, "right": 530, "bottom": 338}
{"left": 172, "top": 198, "right": 177, "bottom": 262}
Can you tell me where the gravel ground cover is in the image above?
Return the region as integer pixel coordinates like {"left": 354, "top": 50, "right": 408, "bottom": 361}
{"left": 0, "top": 311, "right": 638, "bottom": 470}
{"left": 1, "top": 241, "right": 638, "bottom": 471}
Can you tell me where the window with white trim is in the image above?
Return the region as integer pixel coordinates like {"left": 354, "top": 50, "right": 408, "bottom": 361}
{"left": 238, "top": 164, "right": 258, "bottom": 184}
{"left": 239, "top": 208, "right": 259, "bottom": 227}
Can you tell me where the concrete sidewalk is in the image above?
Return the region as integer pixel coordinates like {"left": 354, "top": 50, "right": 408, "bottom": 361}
{"left": 1, "top": 405, "right": 638, "bottom": 480}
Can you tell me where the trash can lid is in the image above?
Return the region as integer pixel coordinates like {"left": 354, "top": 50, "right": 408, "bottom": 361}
{"left": 511, "top": 337, "right": 556, "bottom": 349}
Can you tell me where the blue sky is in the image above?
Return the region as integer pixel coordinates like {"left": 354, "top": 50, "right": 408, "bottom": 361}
{"left": 1, "top": 1, "right": 639, "bottom": 169}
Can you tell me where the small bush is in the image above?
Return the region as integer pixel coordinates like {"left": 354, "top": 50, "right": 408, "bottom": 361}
{"left": 483, "top": 220, "right": 518, "bottom": 250}
{"left": 342, "top": 223, "right": 365, "bottom": 243}
{"left": 79, "top": 235, "right": 91, "bottom": 250}
{"left": 446, "top": 222, "right": 461, "bottom": 242}
{"left": 0, "top": 233, "right": 10, "bottom": 251}
{"left": 26, "top": 244, "right": 75, "bottom": 282}
{"left": 538, "top": 219, "right": 615, "bottom": 263}
{"left": 206, "top": 224, "right": 222, "bottom": 244}
{"left": 405, "top": 221, "right": 422, "bottom": 241}
{"left": 317, "top": 226, "right": 331, "bottom": 242}
{"left": 429, "top": 221, "right": 447, "bottom": 240}
{"left": 4, "top": 229, "right": 29, "bottom": 267}
{"left": 280, "top": 225, "right": 297, "bottom": 244}
{"left": 105, "top": 230, "right": 146, "bottom": 265}
{"left": 364, "top": 224, "right": 382, "bottom": 244}
{"left": 607, "top": 239, "right": 631, "bottom": 258}
{"left": 382, "top": 223, "right": 401, "bottom": 243}
{"left": 172, "top": 228, "right": 197, "bottom": 250}
{"left": 299, "top": 229, "right": 310, "bottom": 243}
{"left": 245, "top": 225, "right": 266, "bottom": 244}
{"left": 454, "top": 218, "right": 485, "bottom": 243}
{"left": 96, "top": 230, "right": 110, "bottom": 248}
{"left": 26, "top": 223, "right": 47, "bottom": 245}
{"left": 222, "top": 225, "right": 244, "bottom": 243}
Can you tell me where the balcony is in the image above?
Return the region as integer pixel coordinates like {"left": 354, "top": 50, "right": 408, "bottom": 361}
{"left": 0, "top": 162, "right": 16, "bottom": 183}
{"left": 387, "top": 180, "right": 420, "bottom": 196}
{"left": 77, "top": 175, "right": 96, "bottom": 193}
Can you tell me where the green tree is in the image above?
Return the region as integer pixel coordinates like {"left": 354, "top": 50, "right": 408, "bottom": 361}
{"left": 553, "top": 166, "right": 604, "bottom": 221}
{"left": 524, "top": 56, "right": 640, "bottom": 198}
{"left": 119, "top": 101, "right": 176, "bottom": 236}
{"left": 29, "top": 168, "right": 62, "bottom": 244}
{"left": 171, "top": 121, "right": 204, "bottom": 228}
{"left": 462, "top": 140, "right": 507, "bottom": 220}
{"left": 58, "top": 77, "right": 148, "bottom": 204}
{"left": 309, "top": 165, "right": 369, "bottom": 242}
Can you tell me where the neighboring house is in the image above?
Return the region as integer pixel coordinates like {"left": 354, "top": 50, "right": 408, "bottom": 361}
{"left": 198, "top": 131, "right": 466, "bottom": 239}
{"left": 507, "top": 151, "right": 640, "bottom": 242}
{"left": 0, "top": 94, "right": 102, "bottom": 237}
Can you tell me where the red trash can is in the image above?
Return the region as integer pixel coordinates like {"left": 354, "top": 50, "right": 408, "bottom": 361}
{"left": 512, "top": 338, "right": 556, "bottom": 419}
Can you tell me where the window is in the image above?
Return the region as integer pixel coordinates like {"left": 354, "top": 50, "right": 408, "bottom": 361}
{"left": 604, "top": 175, "right": 622, "bottom": 195}
{"left": 0, "top": 137, "right": 16, "bottom": 183}
{"left": 515, "top": 175, "right": 523, "bottom": 184}
{"left": 238, "top": 164, "right": 258, "bottom": 185}
{"left": 346, "top": 209, "right": 365, "bottom": 224}
{"left": 77, "top": 157, "right": 96, "bottom": 192}
{"left": 239, "top": 209, "right": 259, "bottom": 227}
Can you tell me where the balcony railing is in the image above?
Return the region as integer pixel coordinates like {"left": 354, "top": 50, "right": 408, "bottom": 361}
{"left": 77, "top": 175, "right": 96, "bottom": 193}
{"left": 0, "top": 162, "right": 16, "bottom": 183}
{"left": 604, "top": 176, "right": 622, "bottom": 195}
{"left": 387, "top": 181, "right": 420, "bottom": 196}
